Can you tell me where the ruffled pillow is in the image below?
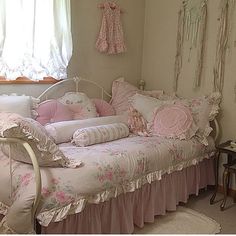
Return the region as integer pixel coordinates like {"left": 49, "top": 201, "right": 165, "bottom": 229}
{"left": 174, "top": 92, "right": 221, "bottom": 145}
{"left": 149, "top": 104, "right": 198, "bottom": 140}
{"left": 72, "top": 123, "right": 129, "bottom": 147}
{"left": 0, "top": 113, "right": 71, "bottom": 167}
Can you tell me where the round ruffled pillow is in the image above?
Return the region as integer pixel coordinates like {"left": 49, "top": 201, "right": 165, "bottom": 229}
{"left": 150, "top": 104, "right": 198, "bottom": 140}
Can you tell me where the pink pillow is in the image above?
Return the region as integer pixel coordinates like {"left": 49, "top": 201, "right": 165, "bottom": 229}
{"left": 150, "top": 104, "right": 198, "bottom": 140}
{"left": 36, "top": 100, "right": 73, "bottom": 125}
{"left": 110, "top": 79, "right": 139, "bottom": 115}
{"left": 92, "top": 98, "right": 115, "bottom": 117}
{"left": 110, "top": 78, "right": 164, "bottom": 115}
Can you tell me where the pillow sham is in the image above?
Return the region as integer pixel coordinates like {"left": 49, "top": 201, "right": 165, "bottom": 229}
{"left": 58, "top": 92, "right": 98, "bottom": 118}
{"left": 110, "top": 78, "right": 164, "bottom": 115}
{"left": 72, "top": 123, "right": 129, "bottom": 147}
{"left": 0, "top": 95, "right": 39, "bottom": 118}
{"left": 92, "top": 98, "right": 115, "bottom": 117}
{"left": 149, "top": 104, "right": 198, "bottom": 140}
{"left": 129, "top": 93, "right": 167, "bottom": 123}
{"left": 0, "top": 113, "right": 69, "bottom": 167}
{"left": 45, "top": 115, "right": 128, "bottom": 144}
{"left": 110, "top": 79, "right": 139, "bottom": 115}
{"left": 174, "top": 92, "right": 221, "bottom": 145}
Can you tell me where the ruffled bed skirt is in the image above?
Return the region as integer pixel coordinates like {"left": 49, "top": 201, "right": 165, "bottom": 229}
{"left": 41, "top": 158, "right": 215, "bottom": 234}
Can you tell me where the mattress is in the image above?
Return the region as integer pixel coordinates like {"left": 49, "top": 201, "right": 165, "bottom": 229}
{"left": 0, "top": 135, "right": 215, "bottom": 233}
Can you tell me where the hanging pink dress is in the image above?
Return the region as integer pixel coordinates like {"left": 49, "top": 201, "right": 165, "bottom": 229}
{"left": 96, "top": 2, "right": 126, "bottom": 54}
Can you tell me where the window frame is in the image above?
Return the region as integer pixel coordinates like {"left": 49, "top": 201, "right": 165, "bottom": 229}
{"left": 0, "top": 76, "right": 60, "bottom": 84}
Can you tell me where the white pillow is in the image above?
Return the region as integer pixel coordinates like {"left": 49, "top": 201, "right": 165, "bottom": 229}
{"left": 0, "top": 95, "right": 39, "bottom": 118}
{"left": 72, "top": 123, "right": 129, "bottom": 147}
{"left": 45, "top": 114, "right": 128, "bottom": 144}
{"left": 58, "top": 92, "right": 98, "bottom": 119}
{"left": 130, "top": 93, "right": 166, "bottom": 122}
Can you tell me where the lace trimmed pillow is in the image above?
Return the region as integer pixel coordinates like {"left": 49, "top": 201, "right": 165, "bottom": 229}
{"left": 174, "top": 92, "right": 221, "bottom": 145}
{"left": 0, "top": 113, "right": 81, "bottom": 167}
{"left": 72, "top": 123, "right": 129, "bottom": 147}
{"left": 149, "top": 104, "right": 198, "bottom": 140}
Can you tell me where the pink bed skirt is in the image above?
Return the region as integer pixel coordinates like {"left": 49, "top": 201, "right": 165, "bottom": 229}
{"left": 41, "top": 158, "right": 215, "bottom": 234}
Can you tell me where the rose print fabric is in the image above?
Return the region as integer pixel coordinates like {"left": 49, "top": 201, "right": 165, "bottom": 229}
{"left": 0, "top": 135, "right": 215, "bottom": 233}
{"left": 96, "top": 1, "right": 126, "bottom": 54}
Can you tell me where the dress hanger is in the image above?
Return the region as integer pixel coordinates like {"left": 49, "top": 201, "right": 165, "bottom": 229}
{"left": 98, "top": 1, "right": 124, "bottom": 13}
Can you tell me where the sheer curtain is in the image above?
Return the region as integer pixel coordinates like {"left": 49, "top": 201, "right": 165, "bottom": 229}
{"left": 0, "top": 0, "right": 72, "bottom": 81}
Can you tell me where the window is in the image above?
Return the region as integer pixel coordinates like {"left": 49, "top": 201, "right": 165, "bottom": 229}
{"left": 0, "top": 0, "right": 72, "bottom": 82}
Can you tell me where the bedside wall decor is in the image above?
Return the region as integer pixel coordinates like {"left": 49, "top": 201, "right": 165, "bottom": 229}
{"left": 174, "top": 0, "right": 208, "bottom": 92}
{"left": 213, "top": 0, "right": 236, "bottom": 95}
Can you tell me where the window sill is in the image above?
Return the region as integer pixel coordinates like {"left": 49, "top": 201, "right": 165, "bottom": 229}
{"left": 0, "top": 77, "right": 60, "bottom": 84}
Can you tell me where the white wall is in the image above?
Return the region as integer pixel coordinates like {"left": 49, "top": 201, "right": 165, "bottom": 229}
{"left": 0, "top": 0, "right": 145, "bottom": 96}
{"left": 142, "top": 0, "right": 236, "bottom": 189}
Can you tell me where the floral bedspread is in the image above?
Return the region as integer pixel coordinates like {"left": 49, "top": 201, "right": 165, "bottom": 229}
{"left": 0, "top": 135, "right": 215, "bottom": 233}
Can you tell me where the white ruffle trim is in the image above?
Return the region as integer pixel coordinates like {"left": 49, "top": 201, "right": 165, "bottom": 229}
{"left": 208, "top": 92, "right": 221, "bottom": 121}
{"left": 36, "top": 152, "right": 215, "bottom": 227}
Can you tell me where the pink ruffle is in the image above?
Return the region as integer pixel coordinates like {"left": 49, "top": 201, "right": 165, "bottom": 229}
{"left": 41, "top": 158, "right": 214, "bottom": 234}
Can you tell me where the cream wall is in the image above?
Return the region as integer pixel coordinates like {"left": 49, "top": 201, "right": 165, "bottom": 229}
{"left": 142, "top": 0, "right": 236, "bottom": 188}
{"left": 0, "top": 0, "right": 145, "bottom": 96}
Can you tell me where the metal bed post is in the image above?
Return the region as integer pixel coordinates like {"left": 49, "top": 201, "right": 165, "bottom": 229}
{"left": 0, "top": 137, "right": 42, "bottom": 233}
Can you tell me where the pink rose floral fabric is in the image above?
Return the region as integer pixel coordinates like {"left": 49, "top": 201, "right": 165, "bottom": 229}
{"left": 0, "top": 134, "right": 215, "bottom": 232}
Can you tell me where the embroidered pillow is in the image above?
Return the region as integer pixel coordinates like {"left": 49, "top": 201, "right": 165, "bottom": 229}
{"left": 91, "top": 98, "right": 115, "bottom": 117}
{"left": 36, "top": 100, "right": 74, "bottom": 125}
{"left": 127, "top": 106, "right": 149, "bottom": 136}
{"left": 72, "top": 123, "right": 129, "bottom": 147}
{"left": 0, "top": 95, "right": 39, "bottom": 118}
{"left": 150, "top": 104, "right": 198, "bottom": 140}
{"left": 58, "top": 92, "right": 98, "bottom": 119}
{"left": 0, "top": 113, "right": 70, "bottom": 167}
{"left": 130, "top": 93, "right": 167, "bottom": 123}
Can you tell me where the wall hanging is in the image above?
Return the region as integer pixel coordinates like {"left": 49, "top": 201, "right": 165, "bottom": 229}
{"left": 213, "top": 0, "right": 235, "bottom": 95}
{"left": 96, "top": 1, "right": 126, "bottom": 55}
{"left": 174, "top": 0, "right": 208, "bottom": 92}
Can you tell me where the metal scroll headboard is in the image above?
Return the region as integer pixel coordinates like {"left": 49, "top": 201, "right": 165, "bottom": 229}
{"left": 37, "top": 76, "right": 112, "bottom": 102}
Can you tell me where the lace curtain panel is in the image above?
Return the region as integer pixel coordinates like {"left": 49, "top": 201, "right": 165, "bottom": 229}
{"left": 0, "top": 0, "right": 72, "bottom": 81}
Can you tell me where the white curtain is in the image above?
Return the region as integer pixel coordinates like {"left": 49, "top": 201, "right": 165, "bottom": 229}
{"left": 0, "top": 0, "right": 72, "bottom": 81}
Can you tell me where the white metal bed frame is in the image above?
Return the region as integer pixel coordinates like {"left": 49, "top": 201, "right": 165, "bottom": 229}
{"left": 0, "top": 76, "right": 220, "bottom": 232}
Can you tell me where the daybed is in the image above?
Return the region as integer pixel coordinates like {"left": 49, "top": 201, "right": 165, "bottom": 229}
{"left": 0, "top": 77, "right": 220, "bottom": 234}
